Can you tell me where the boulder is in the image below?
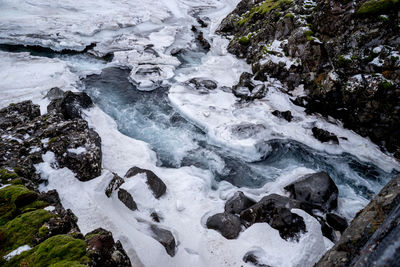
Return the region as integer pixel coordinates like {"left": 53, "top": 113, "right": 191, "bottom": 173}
{"left": 312, "top": 127, "right": 339, "bottom": 144}
{"left": 225, "top": 191, "right": 256, "bottom": 214}
{"left": 45, "top": 87, "right": 64, "bottom": 100}
{"left": 125, "top": 167, "right": 166, "bottom": 199}
{"left": 240, "top": 194, "right": 306, "bottom": 240}
{"left": 85, "top": 228, "right": 132, "bottom": 266}
{"left": 272, "top": 110, "right": 293, "bottom": 122}
{"left": 284, "top": 172, "right": 338, "bottom": 212}
{"left": 149, "top": 225, "right": 176, "bottom": 257}
{"left": 118, "top": 188, "right": 137, "bottom": 211}
{"left": 48, "top": 91, "right": 93, "bottom": 119}
{"left": 105, "top": 173, "right": 125, "bottom": 198}
{"left": 188, "top": 78, "right": 218, "bottom": 90}
{"left": 326, "top": 213, "right": 348, "bottom": 233}
{"left": 206, "top": 212, "right": 242, "bottom": 239}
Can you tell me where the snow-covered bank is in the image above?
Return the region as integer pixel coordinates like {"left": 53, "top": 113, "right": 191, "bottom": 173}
{"left": 0, "top": 51, "right": 79, "bottom": 113}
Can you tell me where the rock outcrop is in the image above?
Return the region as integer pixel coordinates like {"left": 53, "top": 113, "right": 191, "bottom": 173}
{"left": 218, "top": 0, "right": 400, "bottom": 159}
{"left": 0, "top": 99, "right": 131, "bottom": 266}
{"left": 316, "top": 174, "right": 400, "bottom": 266}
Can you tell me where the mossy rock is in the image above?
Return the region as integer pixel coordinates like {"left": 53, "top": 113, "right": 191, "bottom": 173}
{"left": 0, "top": 185, "right": 36, "bottom": 225}
{"left": 0, "top": 209, "right": 53, "bottom": 257}
{"left": 238, "top": 0, "right": 293, "bottom": 26}
{"left": 0, "top": 169, "right": 19, "bottom": 183}
{"left": 4, "top": 235, "right": 89, "bottom": 267}
{"left": 356, "top": 0, "right": 399, "bottom": 15}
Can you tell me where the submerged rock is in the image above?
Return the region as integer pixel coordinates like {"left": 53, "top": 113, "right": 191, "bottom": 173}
{"left": 206, "top": 212, "right": 242, "bottom": 239}
{"left": 125, "top": 167, "right": 166, "bottom": 199}
{"left": 284, "top": 172, "right": 338, "bottom": 212}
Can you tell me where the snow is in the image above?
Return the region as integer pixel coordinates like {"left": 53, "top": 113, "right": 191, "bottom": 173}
{"left": 3, "top": 245, "right": 31, "bottom": 261}
{"left": 67, "top": 147, "right": 87, "bottom": 155}
{"left": 44, "top": 205, "right": 56, "bottom": 212}
{"left": 0, "top": 51, "right": 79, "bottom": 114}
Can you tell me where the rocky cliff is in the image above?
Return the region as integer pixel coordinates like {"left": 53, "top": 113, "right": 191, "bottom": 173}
{"left": 0, "top": 93, "right": 131, "bottom": 266}
{"left": 218, "top": 0, "right": 400, "bottom": 160}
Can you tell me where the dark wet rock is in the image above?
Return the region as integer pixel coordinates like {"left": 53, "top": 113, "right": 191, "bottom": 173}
{"left": 232, "top": 72, "right": 267, "bottom": 100}
{"left": 240, "top": 194, "right": 306, "bottom": 240}
{"left": 326, "top": 213, "right": 348, "bottom": 233}
{"left": 149, "top": 225, "right": 176, "bottom": 257}
{"left": 118, "top": 188, "right": 137, "bottom": 211}
{"left": 45, "top": 87, "right": 64, "bottom": 100}
{"left": 272, "top": 110, "right": 293, "bottom": 122}
{"left": 284, "top": 172, "right": 338, "bottom": 212}
{"left": 312, "top": 127, "right": 339, "bottom": 144}
{"left": 125, "top": 167, "right": 166, "bottom": 199}
{"left": 320, "top": 217, "right": 337, "bottom": 243}
{"left": 188, "top": 78, "right": 218, "bottom": 90}
{"left": 317, "top": 174, "right": 400, "bottom": 267}
{"left": 243, "top": 248, "right": 271, "bottom": 267}
{"left": 105, "top": 173, "right": 125, "bottom": 198}
{"left": 151, "top": 212, "right": 162, "bottom": 223}
{"left": 206, "top": 212, "right": 242, "bottom": 239}
{"left": 48, "top": 90, "right": 93, "bottom": 120}
{"left": 225, "top": 191, "right": 256, "bottom": 214}
{"left": 86, "top": 228, "right": 132, "bottom": 266}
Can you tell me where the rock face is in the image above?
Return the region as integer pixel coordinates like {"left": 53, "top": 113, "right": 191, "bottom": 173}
{"left": 0, "top": 96, "right": 101, "bottom": 182}
{"left": 218, "top": 0, "right": 400, "bottom": 159}
{"left": 206, "top": 212, "right": 242, "bottom": 239}
{"left": 124, "top": 167, "right": 166, "bottom": 198}
{"left": 316, "top": 174, "right": 400, "bottom": 267}
{"left": 284, "top": 172, "right": 338, "bottom": 212}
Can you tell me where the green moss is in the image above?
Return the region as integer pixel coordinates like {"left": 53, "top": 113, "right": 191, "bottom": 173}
{"left": 238, "top": 36, "right": 251, "bottom": 45}
{"left": 284, "top": 12, "right": 294, "bottom": 18}
{"left": 48, "top": 137, "right": 60, "bottom": 145}
{"left": 304, "top": 30, "right": 314, "bottom": 41}
{"left": 238, "top": 0, "right": 293, "bottom": 26}
{"left": 38, "top": 226, "right": 50, "bottom": 238}
{"left": 0, "top": 209, "right": 52, "bottom": 256}
{"left": 0, "top": 185, "right": 34, "bottom": 225}
{"left": 356, "top": 0, "right": 399, "bottom": 15}
{"left": 380, "top": 81, "right": 394, "bottom": 90}
{"left": 0, "top": 169, "right": 18, "bottom": 183}
{"left": 337, "top": 55, "right": 352, "bottom": 67}
{"left": 20, "top": 200, "right": 49, "bottom": 213}
{"left": 5, "top": 235, "right": 89, "bottom": 267}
